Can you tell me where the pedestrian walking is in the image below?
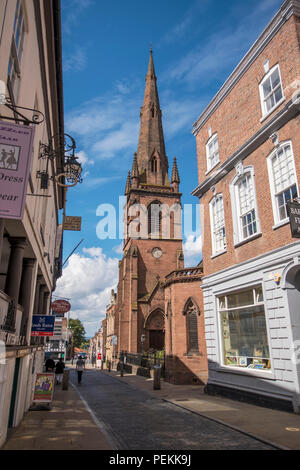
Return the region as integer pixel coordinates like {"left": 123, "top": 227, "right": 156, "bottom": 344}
{"left": 76, "top": 355, "right": 86, "bottom": 384}
{"left": 55, "top": 358, "right": 65, "bottom": 385}
{"left": 45, "top": 357, "right": 55, "bottom": 372}
{"left": 92, "top": 354, "right": 96, "bottom": 368}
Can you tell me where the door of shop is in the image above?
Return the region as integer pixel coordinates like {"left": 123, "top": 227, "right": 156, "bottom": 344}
{"left": 8, "top": 358, "right": 20, "bottom": 427}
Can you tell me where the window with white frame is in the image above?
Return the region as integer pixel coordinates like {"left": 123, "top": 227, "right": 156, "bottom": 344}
{"left": 7, "top": 0, "right": 26, "bottom": 101}
{"left": 232, "top": 169, "right": 259, "bottom": 242}
{"left": 209, "top": 194, "right": 226, "bottom": 254}
{"left": 218, "top": 286, "right": 271, "bottom": 370}
{"left": 206, "top": 133, "right": 219, "bottom": 171}
{"left": 259, "top": 65, "right": 284, "bottom": 116}
{"left": 267, "top": 142, "right": 298, "bottom": 224}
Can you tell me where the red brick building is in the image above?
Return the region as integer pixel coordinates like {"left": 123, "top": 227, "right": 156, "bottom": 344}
{"left": 192, "top": 0, "right": 300, "bottom": 412}
{"left": 114, "top": 51, "right": 208, "bottom": 385}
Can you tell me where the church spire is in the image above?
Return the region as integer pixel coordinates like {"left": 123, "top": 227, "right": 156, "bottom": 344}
{"left": 136, "top": 50, "right": 169, "bottom": 186}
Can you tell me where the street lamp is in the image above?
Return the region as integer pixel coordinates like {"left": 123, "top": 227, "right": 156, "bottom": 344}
{"left": 37, "top": 133, "right": 83, "bottom": 190}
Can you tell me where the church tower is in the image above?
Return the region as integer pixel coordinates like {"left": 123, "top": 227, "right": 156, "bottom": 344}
{"left": 116, "top": 50, "right": 184, "bottom": 354}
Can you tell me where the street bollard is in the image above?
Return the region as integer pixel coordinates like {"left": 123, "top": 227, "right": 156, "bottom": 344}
{"left": 108, "top": 360, "right": 111, "bottom": 372}
{"left": 153, "top": 364, "right": 161, "bottom": 390}
{"left": 120, "top": 361, "right": 124, "bottom": 377}
{"left": 101, "top": 360, "right": 104, "bottom": 370}
{"left": 62, "top": 369, "right": 70, "bottom": 391}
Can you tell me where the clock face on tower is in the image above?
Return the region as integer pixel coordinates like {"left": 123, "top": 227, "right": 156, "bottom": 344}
{"left": 152, "top": 247, "right": 162, "bottom": 259}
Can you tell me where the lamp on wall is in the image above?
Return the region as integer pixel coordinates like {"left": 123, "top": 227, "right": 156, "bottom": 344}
{"left": 37, "top": 133, "right": 83, "bottom": 189}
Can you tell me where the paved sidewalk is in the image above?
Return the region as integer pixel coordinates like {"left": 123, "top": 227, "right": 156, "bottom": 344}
{"left": 2, "top": 378, "right": 112, "bottom": 450}
{"left": 99, "top": 367, "right": 300, "bottom": 450}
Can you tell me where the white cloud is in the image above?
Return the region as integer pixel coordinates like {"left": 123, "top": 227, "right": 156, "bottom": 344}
{"left": 92, "top": 121, "right": 139, "bottom": 159}
{"left": 113, "top": 243, "right": 123, "bottom": 255}
{"left": 183, "top": 234, "right": 202, "bottom": 267}
{"left": 75, "top": 150, "right": 93, "bottom": 166}
{"left": 54, "top": 248, "right": 118, "bottom": 337}
{"left": 65, "top": 90, "right": 141, "bottom": 160}
{"left": 164, "top": 0, "right": 281, "bottom": 87}
{"left": 63, "top": 47, "right": 87, "bottom": 72}
{"left": 162, "top": 0, "right": 206, "bottom": 45}
{"left": 62, "top": 0, "right": 94, "bottom": 35}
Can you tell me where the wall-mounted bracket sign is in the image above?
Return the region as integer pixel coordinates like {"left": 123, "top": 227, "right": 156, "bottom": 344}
{"left": 31, "top": 315, "right": 56, "bottom": 336}
{"left": 287, "top": 201, "right": 300, "bottom": 238}
{"left": 63, "top": 215, "right": 82, "bottom": 231}
{"left": 0, "top": 121, "right": 35, "bottom": 219}
{"left": 51, "top": 299, "right": 71, "bottom": 314}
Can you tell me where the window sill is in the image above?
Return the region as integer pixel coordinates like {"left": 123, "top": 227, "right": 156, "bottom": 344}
{"left": 272, "top": 218, "right": 289, "bottom": 231}
{"left": 260, "top": 96, "right": 285, "bottom": 123}
{"left": 210, "top": 249, "right": 227, "bottom": 259}
{"left": 234, "top": 232, "right": 262, "bottom": 248}
{"left": 216, "top": 364, "right": 275, "bottom": 380}
{"left": 205, "top": 161, "right": 220, "bottom": 176}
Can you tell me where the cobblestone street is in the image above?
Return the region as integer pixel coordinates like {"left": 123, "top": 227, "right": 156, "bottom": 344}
{"left": 69, "top": 368, "right": 275, "bottom": 450}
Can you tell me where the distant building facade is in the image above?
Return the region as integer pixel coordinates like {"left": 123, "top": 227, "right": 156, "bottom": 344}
{"left": 0, "top": 0, "right": 65, "bottom": 446}
{"left": 192, "top": 0, "right": 300, "bottom": 412}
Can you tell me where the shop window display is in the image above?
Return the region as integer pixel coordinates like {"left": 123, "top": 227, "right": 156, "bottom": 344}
{"left": 218, "top": 286, "right": 271, "bottom": 370}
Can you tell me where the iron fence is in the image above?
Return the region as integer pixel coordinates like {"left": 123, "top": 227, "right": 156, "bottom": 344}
{"left": 120, "top": 350, "right": 165, "bottom": 371}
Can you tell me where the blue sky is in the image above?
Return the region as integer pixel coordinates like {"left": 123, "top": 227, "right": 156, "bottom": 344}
{"left": 54, "top": 0, "right": 283, "bottom": 337}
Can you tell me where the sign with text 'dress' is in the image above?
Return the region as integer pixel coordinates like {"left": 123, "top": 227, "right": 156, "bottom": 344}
{"left": 0, "top": 121, "right": 35, "bottom": 219}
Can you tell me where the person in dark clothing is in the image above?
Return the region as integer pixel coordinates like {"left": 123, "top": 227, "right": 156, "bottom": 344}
{"left": 76, "top": 356, "right": 85, "bottom": 384}
{"left": 55, "top": 358, "right": 65, "bottom": 384}
{"left": 45, "top": 357, "right": 55, "bottom": 372}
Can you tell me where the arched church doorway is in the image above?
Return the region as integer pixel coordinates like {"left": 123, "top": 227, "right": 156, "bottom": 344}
{"left": 145, "top": 309, "right": 165, "bottom": 351}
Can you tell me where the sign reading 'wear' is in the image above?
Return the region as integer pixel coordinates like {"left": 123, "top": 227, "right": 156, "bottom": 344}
{"left": 0, "top": 121, "right": 35, "bottom": 219}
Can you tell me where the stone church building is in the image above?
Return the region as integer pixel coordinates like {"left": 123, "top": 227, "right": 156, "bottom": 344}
{"left": 114, "top": 51, "right": 208, "bottom": 385}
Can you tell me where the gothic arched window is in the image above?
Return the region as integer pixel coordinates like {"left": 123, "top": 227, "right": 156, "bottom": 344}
{"left": 148, "top": 200, "right": 162, "bottom": 238}
{"left": 151, "top": 156, "right": 157, "bottom": 173}
{"left": 183, "top": 298, "right": 200, "bottom": 354}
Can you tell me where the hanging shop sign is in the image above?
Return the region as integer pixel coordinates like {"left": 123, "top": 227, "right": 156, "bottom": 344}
{"left": 0, "top": 121, "right": 35, "bottom": 219}
{"left": 33, "top": 373, "right": 54, "bottom": 402}
{"left": 31, "top": 315, "right": 56, "bottom": 336}
{"left": 287, "top": 201, "right": 300, "bottom": 238}
{"left": 63, "top": 215, "right": 82, "bottom": 231}
{"left": 51, "top": 299, "right": 71, "bottom": 314}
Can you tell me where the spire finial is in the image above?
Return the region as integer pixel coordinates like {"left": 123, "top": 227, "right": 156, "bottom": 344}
{"left": 132, "top": 152, "right": 139, "bottom": 178}
{"left": 125, "top": 170, "right": 131, "bottom": 195}
{"left": 171, "top": 157, "right": 180, "bottom": 183}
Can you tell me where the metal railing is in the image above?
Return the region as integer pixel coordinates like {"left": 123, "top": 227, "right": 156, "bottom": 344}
{"left": 120, "top": 350, "right": 165, "bottom": 370}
